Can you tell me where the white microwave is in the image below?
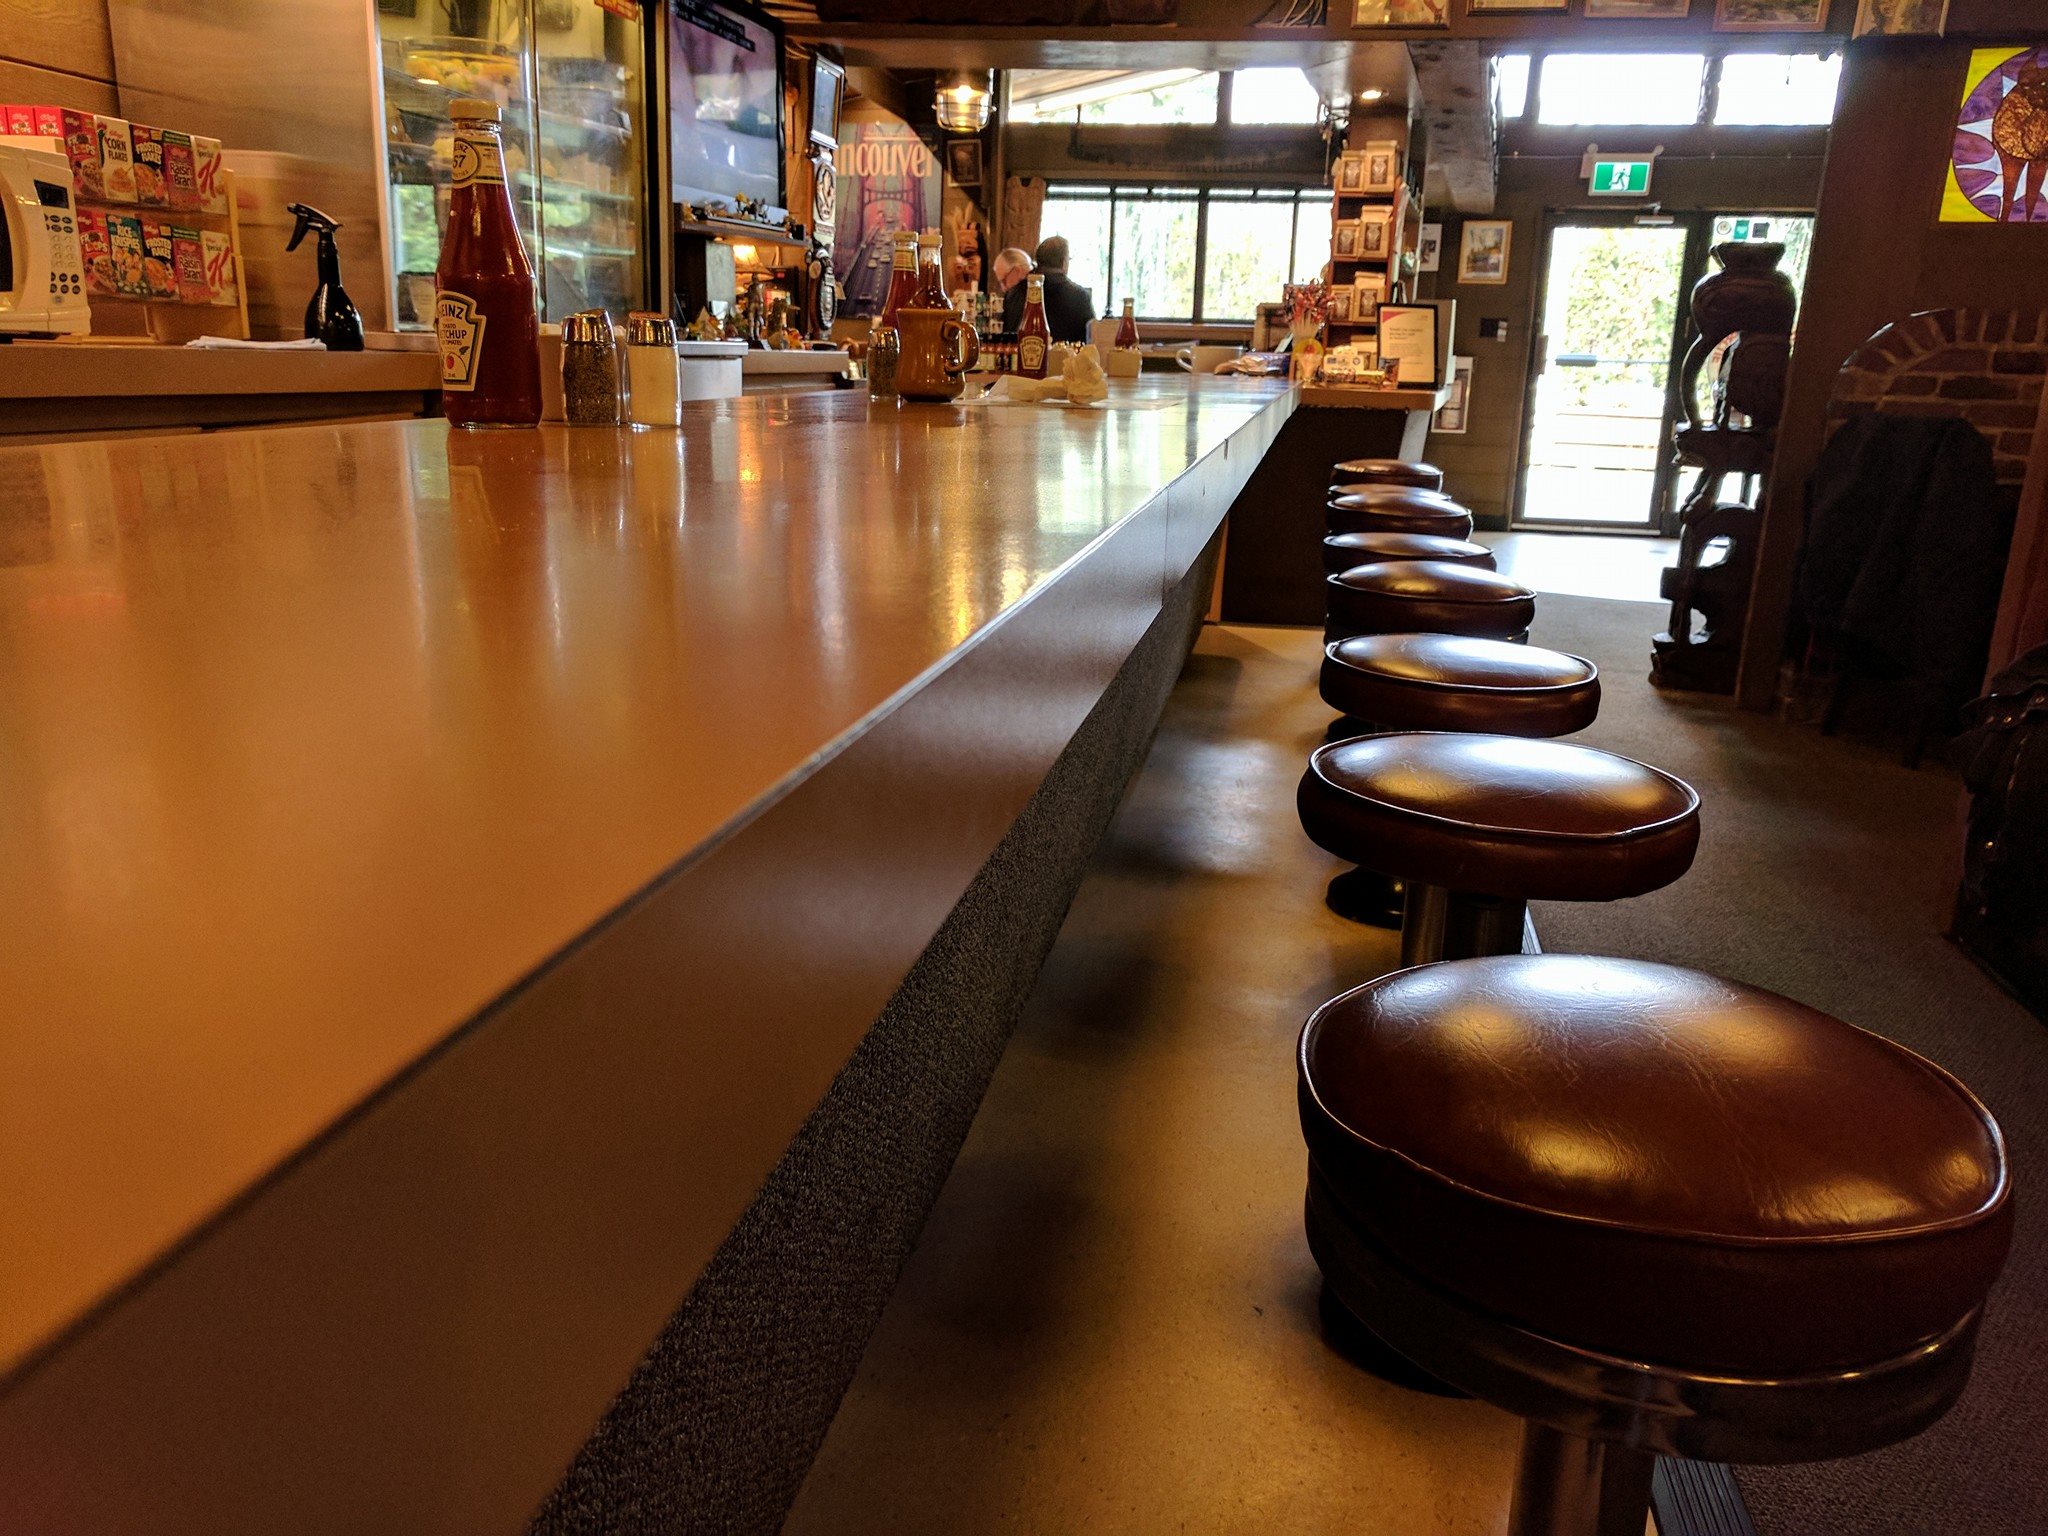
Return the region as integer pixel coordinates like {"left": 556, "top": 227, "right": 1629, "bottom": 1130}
{"left": 0, "top": 143, "right": 91, "bottom": 338}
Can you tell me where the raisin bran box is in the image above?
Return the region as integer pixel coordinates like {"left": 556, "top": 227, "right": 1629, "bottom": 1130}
{"left": 96, "top": 116, "right": 137, "bottom": 202}
{"left": 77, "top": 209, "right": 117, "bottom": 297}
{"left": 129, "top": 123, "right": 167, "bottom": 206}
{"left": 162, "top": 131, "right": 199, "bottom": 211}
{"left": 171, "top": 226, "right": 209, "bottom": 304}
{"left": 140, "top": 219, "right": 178, "bottom": 299}
{"left": 106, "top": 212, "right": 148, "bottom": 297}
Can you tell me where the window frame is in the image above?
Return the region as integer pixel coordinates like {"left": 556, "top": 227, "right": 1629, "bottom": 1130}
{"left": 1038, "top": 181, "right": 1334, "bottom": 326}
{"left": 1497, "top": 47, "right": 1843, "bottom": 132}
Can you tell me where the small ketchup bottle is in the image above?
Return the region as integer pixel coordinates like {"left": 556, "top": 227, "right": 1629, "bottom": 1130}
{"left": 436, "top": 98, "right": 542, "bottom": 429}
{"left": 1017, "top": 274, "right": 1050, "bottom": 379}
{"left": 1114, "top": 296, "right": 1139, "bottom": 350}
{"left": 879, "top": 230, "right": 920, "bottom": 328}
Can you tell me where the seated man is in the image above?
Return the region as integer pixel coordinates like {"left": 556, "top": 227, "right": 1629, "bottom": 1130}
{"left": 1001, "top": 235, "right": 1097, "bottom": 343}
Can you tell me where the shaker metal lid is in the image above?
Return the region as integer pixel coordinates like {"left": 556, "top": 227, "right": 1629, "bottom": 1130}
{"left": 626, "top": 311, "right": 677, "bottom": 347}
{"left": 449, "top": 97, "right": 501, "bottom": 123}
{"left": 561, "top": 309, "right": 615, "bottom": 345}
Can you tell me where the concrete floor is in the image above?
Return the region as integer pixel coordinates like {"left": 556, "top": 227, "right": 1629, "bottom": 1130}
{"left": 783, "top": 624, "right": 1529, "bottom": 1534}
{"left": 1481, "top": 531, "right": 1678, "bottom": 607}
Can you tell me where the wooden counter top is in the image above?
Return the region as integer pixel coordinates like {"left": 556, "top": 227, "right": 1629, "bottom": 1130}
{"left": 0, "top": 375, "right": 1291, "bottom": 1532}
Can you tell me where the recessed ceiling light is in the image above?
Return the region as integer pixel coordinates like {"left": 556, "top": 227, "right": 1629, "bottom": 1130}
{"left": 1358, "top": 88, "right": 1386, "bottom": 102}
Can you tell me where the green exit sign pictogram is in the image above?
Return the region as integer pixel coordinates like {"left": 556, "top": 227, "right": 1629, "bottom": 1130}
{"left": 1589, "top": 158, "right": 1654, "bottom": 197}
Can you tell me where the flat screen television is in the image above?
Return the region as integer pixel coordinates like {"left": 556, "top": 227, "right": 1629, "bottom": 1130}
{"left": 668, "top": 0, "right": 788, "bottom": 224}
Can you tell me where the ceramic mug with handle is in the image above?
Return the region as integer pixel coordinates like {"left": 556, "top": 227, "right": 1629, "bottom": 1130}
{"left": 1176, "top": 343, "right": 1243, "bottom": 375}
{"left": 895, "top": 306, "right": 981, "bottom": 401}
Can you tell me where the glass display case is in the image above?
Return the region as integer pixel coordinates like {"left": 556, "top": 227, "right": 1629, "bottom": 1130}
{"left": 375, "top": 0, "right": 647, "bottom": 329}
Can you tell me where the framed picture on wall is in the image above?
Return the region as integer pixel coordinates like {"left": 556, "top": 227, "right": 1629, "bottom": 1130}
{"left": 1335, "top": 152, "right": 1371, "bottom": 195}
{"left": 1362, "top": 140, "right": 1403, "bottom": 194}
{"left": 1715, "top": 0, "right": 1828, "bottom": 30}
{"left": 1358, "top": 207, "right": 1393, "bottom": 258}
{"left": 1583, "top": 0, "right": 1692, "bottom": 16}
{"left": 1352, "top": 0, "right": 1450, "bottom": 24}
{"left": 1457, "top": 220, "right": 1513, "bottom": 284}
{"left": 1469, "top": 0, "right": 1567, "bottom": 10}
{"left": 809, "top": 55, "right": 845, "bottom": 149}
{"left": 1334, "top": 220, "right": 1362, "bottom": 258}
{"left": 945, "top": 139, "right": 982, "bottom": 188}
{"left": 1418, "top": 222, "right": 1443, "bottom": 272}
{"left": 1435, "top": 355, "right": 1474, "bottom": 433}
{"left": 1377, "top": 304, "right": 1443, "bottom": 388}
{"left": 1853, "top": 0, "right": 1948, "bottom": 34}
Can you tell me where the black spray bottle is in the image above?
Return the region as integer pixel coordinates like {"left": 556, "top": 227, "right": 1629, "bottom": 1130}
{"left": 285, "top": 202, "right": 364, "bottom": 351}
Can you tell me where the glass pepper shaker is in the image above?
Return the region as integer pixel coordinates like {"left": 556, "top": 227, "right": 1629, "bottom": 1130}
{"left": 561, "top": 309, "right": 622, "bottom": 426}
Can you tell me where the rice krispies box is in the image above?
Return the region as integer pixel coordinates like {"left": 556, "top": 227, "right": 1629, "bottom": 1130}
{"left": 129, "top": 123, "right": 167, "bottom": 206}
{"left": 105, "top": 213, "right": 148, "bottom": 297}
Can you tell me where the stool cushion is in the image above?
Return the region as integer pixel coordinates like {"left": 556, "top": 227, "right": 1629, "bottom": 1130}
{"left": 1323, "top": 532, "right": 1493, "bottom": 576}
{"left": 1326, "top": 561, "right": 1535, "bottom": 642}
{"left": 1321, "top": 635, "right": 1598, "bottom": 736}
{"left": 1328, "top": 494, "right": 1475, "bottom": 541}
{"left": 1297, "top": 732, "right": 1698, "bottom": 899}
{"left": 1299, "top": 955, "right": 2013, "bottom": 1375}
{"left": 1331, "top": 457, "right": 1444, "bottom": 491}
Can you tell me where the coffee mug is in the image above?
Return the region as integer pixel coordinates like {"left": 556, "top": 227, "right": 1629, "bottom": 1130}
{"left": 895, "top": 306, "right": 981, "bottom": 402}
{"left": 1176, "top": 343, "right": 1244, "bottom": 374}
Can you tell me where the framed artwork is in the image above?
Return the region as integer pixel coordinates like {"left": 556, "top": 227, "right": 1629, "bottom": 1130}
{"left": 1334, "top": 220, "right": 1362, "bottom": 258}
{"left": 1358, "top": 208, "right": 1393, "bottom": 258}
{"left": 1434, "top": 355, "right": 1474, "bottom": 433}
{"left": 945, "top": 139, "right": 982, "bottom": 188}
{"left": 1469, "top": 0, "right": 1567, "bottom": 9}
{"left": 1853, "top": 0, "right": 1947, "bottom": 34}
{"left": 1328, "top": 286, "right": 1355, "bottom": 324}
{"left": 1583, "top": 0, "right": 1692, "bottom": 15}
{"left": 1715, "top": 0, "right": 1827, "bottom": 28}
{"left": 1353, "top": 0, "right": 1450, "bottom": 23}
{"left": 1362, "top": 140, "right": 1403, "bottom": 194}
{"left": 809, "top": 55, "right": 845, "bottom": 149}
{"left": 1377, "top": 303, "right": 1442, "bottom": 387}
{"left": 1457, "top": 220, "right": 1512, "bottom": 284}
{"left": 1418, "top": 222, "right": 1443, "bottom": 272}
{"left": 1945, "top": 47, "right": 2048, "bottom": 222}
{"left": 1335, "top": 152, "right": 1370, "bottom": 195}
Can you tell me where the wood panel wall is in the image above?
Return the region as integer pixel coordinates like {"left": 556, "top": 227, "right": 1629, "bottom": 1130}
{"left": 0, "top": 0, "right": 117, "bottom": 112}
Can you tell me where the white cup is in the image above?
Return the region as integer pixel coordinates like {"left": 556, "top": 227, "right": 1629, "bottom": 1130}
{"left": 1176, "top": 343, "right": 1244, "bottom": 374}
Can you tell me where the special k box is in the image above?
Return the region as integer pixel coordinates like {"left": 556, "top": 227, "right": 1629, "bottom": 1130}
{"left": 201, "top": 228, "right": 237, "bottom": 306}
{"left": 193, "top": 136, "right": 226, "bottom": 215}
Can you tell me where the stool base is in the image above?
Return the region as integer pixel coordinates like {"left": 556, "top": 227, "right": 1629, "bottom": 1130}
{"left": 1400, "top": 883, "right": 1530, "bottom": 966}
{"left": 1510, "top": 1423, "right": 1656, "bottom": 1536}
{"left": 1317, "top": 1282, "right": 1470, "bottom": 1399}
{"left": 1325, "top": 867, "right": 1405, "bottom": 927}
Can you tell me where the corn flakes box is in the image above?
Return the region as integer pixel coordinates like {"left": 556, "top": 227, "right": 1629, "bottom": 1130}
{"left": 193, "top": 136, "right": 226, "bottom": 215}
{"left": 106, "top": 213, "right": 147, "bottom": 296}
{"left": 162, "top": 131, "right": 199, "bottom": 211}
{"left": 201, "top": 229, "right": 237, "bottom": 307}
{"left": 60, "top": 109, "right": 104, "bottom": 200}
{"left": 77, "top": 208, "right": 117, "bottom": 297}
{"left": 170, "top": 225, "right": 208, "bottom": 304}
{"left": 140, "top": 219, "right": 177, "bottom": 299}
{"left": 97, "top": 116, "right": 137, "bottom": 202}
{"left": 129, "top": 123, "right": 167, "bottom": 206}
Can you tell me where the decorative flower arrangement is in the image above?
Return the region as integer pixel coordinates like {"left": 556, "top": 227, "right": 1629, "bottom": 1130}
{"left": 1284, "top": 280, "right": 1328, "bottom": 332}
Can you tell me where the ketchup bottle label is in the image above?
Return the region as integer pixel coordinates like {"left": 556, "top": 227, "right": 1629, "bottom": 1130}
{"left": 451, "top": 136, "right": 505, "bottom": 189}
{"left": 1018, "top": 335, "right": 1047, "bottom": 374}
{"left": 437, "top": 292, "right": 487, "bottom": 390}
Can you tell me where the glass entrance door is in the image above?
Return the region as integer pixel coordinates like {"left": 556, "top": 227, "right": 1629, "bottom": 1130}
{"left": 1515, "top": 217, "right": 1693, "bottom": 531}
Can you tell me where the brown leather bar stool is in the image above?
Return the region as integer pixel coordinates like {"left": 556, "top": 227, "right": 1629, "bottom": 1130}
{"left": 1329, "top": 457, "right": 1444, "bottom": 492}
{"left": 1325, "top": 561, "right": 1535, "bottom": 646}
{"left": 1321, "top": 531, "right": 1493, "bottom": 577}
{"left": 1297, "top": 733, "right": 1698, "bottom": 964}
{"left": 1299, "top": 954, "right": 2013, "bottom": 1536}
{"left": 1327, "top": 490, "right": 1474, "bottom": 541}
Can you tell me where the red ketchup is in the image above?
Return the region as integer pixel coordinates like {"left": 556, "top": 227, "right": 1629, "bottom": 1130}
{"left": 436, "top": 98, "right": 542, "bottom": 429}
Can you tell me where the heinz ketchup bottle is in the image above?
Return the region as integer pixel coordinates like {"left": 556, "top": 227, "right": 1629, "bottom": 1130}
{"left": 437, "top": 98, "right": 542, "bottom": 429}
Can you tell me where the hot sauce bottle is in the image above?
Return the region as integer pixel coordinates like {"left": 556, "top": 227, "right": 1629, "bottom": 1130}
{"left": 1017, "top": 273, "right": 1050, "bottom": 379}
{"left": 1115, "top": 296, "right": 1139, "bottom": 350}
{"left": 436, "top": 98, "right": 542, "bottom": 429}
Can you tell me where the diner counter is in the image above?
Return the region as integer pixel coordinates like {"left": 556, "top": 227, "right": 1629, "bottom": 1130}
{"left": 0, "top": 375, "right": 1292, "bottom": 1533}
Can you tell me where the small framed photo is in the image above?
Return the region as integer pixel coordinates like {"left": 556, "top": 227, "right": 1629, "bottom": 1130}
{"left": 1328, "top": 286, "right": 1355, "bottom": 324}
{"left": 1715, "top": 0, "right": 1828, "bottom": 29}
{"left": 1853, "top": 0, "right": 1947, "bottom": 33}
{"left": 1583, "top": 0, "right": 1691, "bottom": 15}
{"left": 945, "top": 139, "right": 982, "bottom": 188}
{"left": 1468, "top": 0, "right": 1567, "bottom": 9}
{"left": 1458, "top": 219, "right": 1512, "bottom": 285}
{"left": 1358, "top": 207, "right": 1393, "bottom": 258}
{"left": 1352, "top": 0, "right": 1450, "bottom": 23}
{"left": 1418, "top": 222, "right": 1443, "bottom": 273}
{"left": 1434, "top": 354, "right": 1474, "bottom": 433}
{"left": 1333, "top": 219, "right": 1362, "bottom": 258}
{"left": 1335, "top": 152, "right": 1370, "bottom": 195}
{"left": 1362, "top": 140, "right": 1402, "bottom": 194}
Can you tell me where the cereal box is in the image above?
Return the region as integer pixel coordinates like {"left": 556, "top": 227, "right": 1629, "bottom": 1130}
{"left": 170, "top": 225, "right": 208, "bottom": 304}
{"left": 162, "top": 130, "right": 198, "bottom": 211}
{"left": 76, "top": 209, "right": 116, "bottom": 297}
{"left": 31, "top": 105, "right": 62, "bottom": 138}
{"left": 2, "top": 104, "right": 35, "bottom": 136}
{"left": 60, "top": 109, "right": 103, "bottom": 200}
{"left": 200, "top": 229, "right": 237, "bottom": 307}
{"left": 129, "top": 123, "right": 167, "bottom": 205}
{"left": 97, "top": 116, "right": 136, "bottom": 202}
{"left": 106, "top": 212, "right": 148, "bottom": 297}
{"left": 140, "top": 219, "right": 177, "bottom": 298}
{"left": 193, "top": 136, "right": 226, "bottom": 215}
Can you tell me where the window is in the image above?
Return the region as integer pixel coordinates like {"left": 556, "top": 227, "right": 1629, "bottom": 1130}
{"left": 1495, "top": 54, "right": 1532, "bottom": 121}
{"left": 1039, "top": 183, "right": 1333, "bottom": 323}
{"left": 1011, "top": 69, "right": 1220, "bottom": 125}
{"left": 1536, "top": 53, "right": 1708, "bottom": 127}
{"left": 1714, "top": 52, "right": 1843, "bottom": 127}
{"left": 1230, "top": 67, "right": 1322, "bottom": 125}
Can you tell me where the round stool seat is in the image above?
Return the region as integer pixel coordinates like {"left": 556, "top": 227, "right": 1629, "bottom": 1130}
{"left": 1322, "top": 531, "right": 1493, "bottom": 576}
{"left": 1326, "top": 561, "right": 1534, "bottom": 642}
{"left": 1330, "top": 457, "right": 1444, "bottom": 491}
{"left": 1321, "top": 635, "right": 1598, "bottom": 736}
{"left": 1297, "top": 732, "right": 1698, "bottom": 900}
{"left": 1328, "top": 493, "right": 1474, "bottom": 541}
{"left": 1299, "top": 954, "right": 2012, "bottom": 1378}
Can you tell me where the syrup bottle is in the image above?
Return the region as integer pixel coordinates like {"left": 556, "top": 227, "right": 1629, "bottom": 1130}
{"left": 914, "top": 229, "right": 946, "bottom": 307}
{"left": 1017, "top": 273, "right": 1050, "bottom": 380}
{"left": 436, "top": 98, "right": 542, "bottom": 429}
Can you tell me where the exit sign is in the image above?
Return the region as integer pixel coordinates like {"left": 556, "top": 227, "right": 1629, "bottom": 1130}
{"left": 1589, "top": 158, "right": 1654, "bottom": 197}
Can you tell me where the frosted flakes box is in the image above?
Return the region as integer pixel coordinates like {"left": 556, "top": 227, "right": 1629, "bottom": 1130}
{"left": 129, "top": 123, "right": 167, "bottom": 205}
{"left": 77, "top": 208, "right": 117, "bottom": 297}
{"left": 193, "top": 136, "right": 226, "bottom": 215}
{"left": 162, "top": 130, "right": 198, "bottom": 211}
{"left": 97, "top": 116, "right": 137, "bottom": 202}
{"left": 171, "top": 225, "right": 208, "bottom": 304}
{"left": 201, "top": 229, "right": 237, "bottom": 307}
{"left": 106, "top": 212, "right": 147, "bottom": 296}
{"left": 60, "top": 109, "right": 104, "bottom": 200}
{"left": 140, "top": 219, "right": 178, "bottom": 299}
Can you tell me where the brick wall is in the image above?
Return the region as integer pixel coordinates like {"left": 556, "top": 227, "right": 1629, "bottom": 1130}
{"left": 1828, "top": 308, "right": 2048, "bottom": 484}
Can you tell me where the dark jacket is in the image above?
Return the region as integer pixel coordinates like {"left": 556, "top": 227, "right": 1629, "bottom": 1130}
{"left": 1002, "top": 268, "right": 1096, "bottom": 343}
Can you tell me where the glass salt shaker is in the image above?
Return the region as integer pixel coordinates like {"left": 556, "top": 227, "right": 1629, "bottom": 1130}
{"left": 625, "top": 311, "right": 682, "bottom": 428}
